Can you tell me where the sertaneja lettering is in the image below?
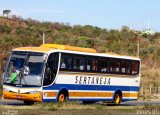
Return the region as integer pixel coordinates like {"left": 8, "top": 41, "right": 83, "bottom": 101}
{"left": 75, "top": 76, "right": 110, "bottom": 85}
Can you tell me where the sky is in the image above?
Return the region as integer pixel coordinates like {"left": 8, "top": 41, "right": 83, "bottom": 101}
{"left": 1, "top": 0, "right": 160, "bottom": 31}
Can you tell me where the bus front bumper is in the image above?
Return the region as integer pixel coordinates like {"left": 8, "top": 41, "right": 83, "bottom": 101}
{"left": 3, "top": 90, "right": 42, "bottom": 102}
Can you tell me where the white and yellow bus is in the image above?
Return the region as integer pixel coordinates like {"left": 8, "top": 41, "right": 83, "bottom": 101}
{"left": 3, "top": 44, "right": 141, "bottom": 105}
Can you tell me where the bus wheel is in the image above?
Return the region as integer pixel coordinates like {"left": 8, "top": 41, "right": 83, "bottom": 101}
{"left": 114, "top": 93, "right": 122, "bottom": 105}
{"left": 24, "top": 101, "right": 34, "bottom": 105}
{"left": 58, "top": 93, "right": 67, "bottom": 102}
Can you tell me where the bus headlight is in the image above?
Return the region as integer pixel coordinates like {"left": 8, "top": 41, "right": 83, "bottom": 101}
{"left": 29, "top": 91, "right": 39, "bottom": 94}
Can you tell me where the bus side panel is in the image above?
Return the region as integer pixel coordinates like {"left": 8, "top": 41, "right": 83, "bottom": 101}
{"left": 54, "top": 71, "right": 140, "bottom": 102}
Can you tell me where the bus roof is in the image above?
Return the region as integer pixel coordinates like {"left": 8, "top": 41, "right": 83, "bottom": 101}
{"left": 40, "top": 44, "right": 97, "bottom": 53}
{"left": 13, "top": 44, "right": 97, "bottom": 53}
{"left": 13, "top": 47, "right": 53, "bottom": 52}
{"left": 12, "top": 44, "right": 140, "bottom": 60}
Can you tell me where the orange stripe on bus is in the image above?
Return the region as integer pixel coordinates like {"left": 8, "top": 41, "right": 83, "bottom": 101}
{"left": 44, "top": 92, "right": 57, "bottom": 97}
{"left": 44, "top": 91, "right": 138, "bottom": 98}
{"left": 123, "top": 93, "right": 138, "bottom": 97}
{"left": 69, "top": 92, "right": 138, "bottom": 98}
{"left": 69, "top": 92, "right": 113, "bottom": 97}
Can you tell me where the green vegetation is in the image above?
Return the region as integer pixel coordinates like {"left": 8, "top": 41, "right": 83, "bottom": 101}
{"left": 0, "top": 16, "right": 160, "bottom": 96}
{"left": 142, "top": 103, "right": 160, "bottom": 110}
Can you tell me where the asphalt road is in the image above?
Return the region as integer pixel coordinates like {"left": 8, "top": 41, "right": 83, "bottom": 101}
{"left": 1, "top": 99, "right": 160, "bottom": 106}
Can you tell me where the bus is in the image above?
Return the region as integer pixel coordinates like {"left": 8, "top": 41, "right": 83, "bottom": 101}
{"left": 3, "top": 44, "right": 141, "bottom": 105}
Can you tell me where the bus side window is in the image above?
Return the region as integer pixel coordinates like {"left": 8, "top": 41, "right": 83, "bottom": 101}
{"left": 121, "top": 60, "right": 131, "bottom": 74}
{"left": 110, "top": 59, "right": 120, "bottom": 73}
{"left": 126, "top": 61, "right": 131, "bottom": 74}
{"left": 60, "top": 54, "right": 72, "bottom": 70}
{"left": 131, "top": 61, "right": 139, "bottom": 75}
{"left": 60, "top": 58, "right": 66, "bottom": 69}
{"left": 98, "top": 58, "right": 109, "bottom": 72}
{"left": 73, "top": 55, "right": 85, "bottom": 71}
{"left": 86, "top": 58, "right": 97, "bottom": 72}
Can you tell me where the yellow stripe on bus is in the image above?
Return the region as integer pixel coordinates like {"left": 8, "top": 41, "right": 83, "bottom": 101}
{"left": 13, "top": 47, "right": 53, "bottom": 53}
{"left": 3, "top": 90, "right": 42, "bottom": 102}
{"left": 40, "top": 44, "right": 97, "bottom": 53}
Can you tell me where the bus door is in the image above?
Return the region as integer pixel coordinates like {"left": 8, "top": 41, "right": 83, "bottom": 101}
{"left": 42, "top": 53, "right": 59, "bottom": 102}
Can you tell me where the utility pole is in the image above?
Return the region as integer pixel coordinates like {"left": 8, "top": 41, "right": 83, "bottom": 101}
{"left": 135, "top": 32, "right": 140, "bottom": 57}
{"left": 137, "top": 38, "right": 139, "bottom": 57}
{"left": 43, "top": 33, "right": 45, "bottom": 44}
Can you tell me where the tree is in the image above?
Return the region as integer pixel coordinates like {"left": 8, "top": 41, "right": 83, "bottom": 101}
{"left": 3, "top": 9, "right": 11, "bottom": 17}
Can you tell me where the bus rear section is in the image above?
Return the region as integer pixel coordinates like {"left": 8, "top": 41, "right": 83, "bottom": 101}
{"left": 42, "top": 51, "right": 141, "bottom": 104}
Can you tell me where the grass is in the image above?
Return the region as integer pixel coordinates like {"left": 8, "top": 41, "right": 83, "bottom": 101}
{"left": 141, "top": 103, "right": 160, "bottom": 110}
{"left": 14, "top": 109, "right": 137, "bottom": 115}
{"left": 2, "top": 100, "right": 160, "bottom": 115}
{"left": 138, "top": 68, "right": 160, "bottom": 99}
{"left": 1, "top": 101, "right": 138, "bottom": 110}
{"left": 1, "top": 101, "right": 139, "bottom": 115}
{"left": 39, "top": 101, "right": 97, "bottom": 110}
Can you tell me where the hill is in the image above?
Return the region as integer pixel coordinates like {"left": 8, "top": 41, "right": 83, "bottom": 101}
{"left": 0, "top": 15, "right": 160, "bottom": 94}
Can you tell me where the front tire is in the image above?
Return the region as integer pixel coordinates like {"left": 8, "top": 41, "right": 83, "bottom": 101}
{"left": 24, "top": 101, "right": 34, "bottom": 105}
{"left": 58, "top": 93, "right": 67, "bottom": 102}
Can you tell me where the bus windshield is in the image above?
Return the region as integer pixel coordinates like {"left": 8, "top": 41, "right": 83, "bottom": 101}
{"left": 4, "top": 51, "right": 45, "bottom": 87}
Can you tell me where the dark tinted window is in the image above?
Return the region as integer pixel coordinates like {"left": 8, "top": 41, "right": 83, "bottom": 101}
{"left": 131, "top": 61, "right": 139, "bottom": 75}
{"left": 121, "top": 60, "right": 131, "bottom": 74}
{"left": 98, "top": 58, "right": 110, "bottom": 72}
{"left": 73, "top": 55, "right": 85, "bottom": 71}
{"left": 86, "top": 58, "right": 97, "bottom": 71}
{"left": 59, "top": 52, "right": 140, "bottom": 75}
{"left": 60, "top": 54, "right": 72, "bottom": 70}
{"left": 110, "top": 59, "right": 120, "bottom": 73}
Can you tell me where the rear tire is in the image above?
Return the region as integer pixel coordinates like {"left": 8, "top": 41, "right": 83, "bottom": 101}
{"left": 24, "top": 101, "right": 34, "bottom": 105}
{"left": 113, "top": 93, "right": 122, "bottom": 105}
